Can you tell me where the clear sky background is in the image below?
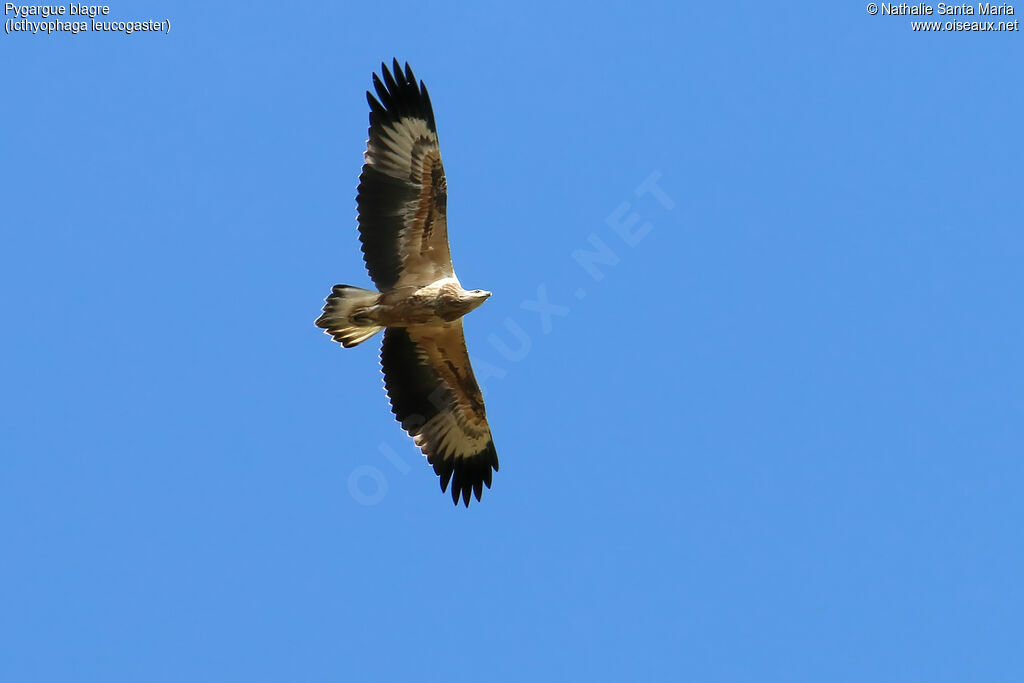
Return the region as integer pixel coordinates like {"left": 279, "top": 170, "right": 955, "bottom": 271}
{"left": 2, "top": 2, "right": 1022, "bottom": 681}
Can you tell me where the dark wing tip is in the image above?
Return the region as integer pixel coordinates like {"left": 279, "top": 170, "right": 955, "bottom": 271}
{"left": 436, "top": 443, "right": 499, "bottom": 508}
{"left": 367, "top": 59, "right": 436, "bottom": 133}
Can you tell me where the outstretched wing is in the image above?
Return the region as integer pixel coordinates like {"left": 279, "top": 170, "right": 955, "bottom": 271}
{"left": 380, "top": 323, "right": 499, "bottom": 506}
{"left": 357, "top": 59, "right": 454, "bottom": 292}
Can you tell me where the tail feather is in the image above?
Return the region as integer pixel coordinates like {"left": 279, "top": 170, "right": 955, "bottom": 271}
{"left": 315, "top": 285, "right": 384, "bottom": 348}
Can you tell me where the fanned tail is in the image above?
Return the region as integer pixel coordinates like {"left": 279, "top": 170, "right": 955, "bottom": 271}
{"left": 315, "top": 285, "right": 384, "bottom": 348}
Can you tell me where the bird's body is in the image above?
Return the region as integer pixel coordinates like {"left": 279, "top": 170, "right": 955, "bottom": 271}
{"left": 316, "top": 60, "right": 499, "bottom": 506}
{"left": 351, "top": 279, "right": 490, "bottom": 328}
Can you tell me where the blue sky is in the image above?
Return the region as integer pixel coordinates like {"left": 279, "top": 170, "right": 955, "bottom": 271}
{"left": 2, "top": 1, "right": 1022, "bottom": 681}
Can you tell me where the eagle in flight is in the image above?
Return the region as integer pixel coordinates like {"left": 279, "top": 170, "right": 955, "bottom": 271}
{"left": 316, "top": 60, "right": 499, "bottom": 507}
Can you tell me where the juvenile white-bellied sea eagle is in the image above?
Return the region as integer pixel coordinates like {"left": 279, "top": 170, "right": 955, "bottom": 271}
{"left": 315, "top": 60, "right": 498, "bottom": 507}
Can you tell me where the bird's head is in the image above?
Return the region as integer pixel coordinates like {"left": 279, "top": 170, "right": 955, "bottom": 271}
{"left": 441, "top": 288, "right": 492, "bottom": 322}
{"left": 467, "top": 289, "right": 492, "bottom": 311}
